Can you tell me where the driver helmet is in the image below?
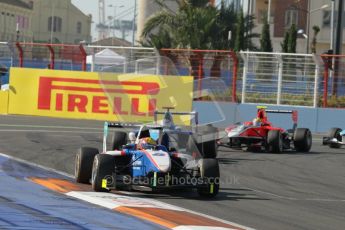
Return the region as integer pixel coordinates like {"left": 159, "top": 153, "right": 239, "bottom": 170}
{"left": 252, "top": 117, "right": 262, "bottom": 126}
{"left": 138, "top": 137, "right": 157, "bottom": 149}
{"left": 257, "top": 108, "right": 267, "bottom": 121}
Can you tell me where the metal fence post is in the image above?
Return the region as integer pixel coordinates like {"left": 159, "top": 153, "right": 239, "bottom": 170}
{"left": 79, "top": 44, "right": 87, "bottom": 71}
{"left": 154, "top": 48, "right": 161, "bottom": 75}
{"left": 15, "top": 42, "right": 23, "bottom": 67}
{"left": 47, "top": 45, "right": 55, "bottom": 69}
{"left": 277, "top": 55, "right": 283, "bottom": 105}
{"left": 312, "top": 54, "right": 322, "bottom": 108}
{"left": 240, "top": 51, "right": 248, "bottom": 103}
{"left": 230, "top": 51, "right": 238, "bottom": 103}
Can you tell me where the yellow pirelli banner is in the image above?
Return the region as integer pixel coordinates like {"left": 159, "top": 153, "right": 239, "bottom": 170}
{"left": 8, "top": 68, "right": 193, "bottom": 124}
{"left": 0, "top": 90, "right": 9, "bottom": 114}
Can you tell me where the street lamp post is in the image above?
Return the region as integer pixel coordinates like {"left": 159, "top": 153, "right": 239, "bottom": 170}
{"left": 132, "top": 0, "right": 137, "bottom": 46}
{"left": 330, "top": 0, "right": 335, "bottom": 50}
{"left": 267, "top": 0, "right": 272, "bottom": 23}
{"left": 304, "top": 3, "right": 329, "bottom": 53}
{"left": 108, "top": 4, "right": 124, "bottom": 37}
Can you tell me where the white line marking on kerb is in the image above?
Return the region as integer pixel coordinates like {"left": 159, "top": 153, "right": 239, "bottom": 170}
{"left": 0, "top": 152, "right": 254, "bottom": 230}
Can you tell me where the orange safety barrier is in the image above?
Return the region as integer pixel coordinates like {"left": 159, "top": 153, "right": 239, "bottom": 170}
{"left": 15, "top": 42, "right": 87, "bottom": 71}
{"left": 321, "top": 54, "right": 345, "bottom": 108}
{"left": 160, "top": 49, "right": 238, "bottom": 102}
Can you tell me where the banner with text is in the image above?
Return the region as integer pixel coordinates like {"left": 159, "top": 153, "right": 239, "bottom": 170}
{"left": 8, "top": 68, "right": 193, "bottom": 124}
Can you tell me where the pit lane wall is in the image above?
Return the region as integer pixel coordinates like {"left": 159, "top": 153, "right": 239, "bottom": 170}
{"left": 193, "top": 101, "right": 345, "bottom": 133}
{"left": 4, "top": 68, "right": 194, "bottom": 125}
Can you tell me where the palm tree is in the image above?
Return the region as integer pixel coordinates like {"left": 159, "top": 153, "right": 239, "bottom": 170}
{"left": 141, "top": 0, "right": 213, "bottom": 48}
{"left": 141, "top": 0, "right": 258, "bottom": 78}
{"left": 311, "top": 25, "right": 320, "bottom": 54}
{"left": 141, "top": 0, "right": 217, "bottom": 77}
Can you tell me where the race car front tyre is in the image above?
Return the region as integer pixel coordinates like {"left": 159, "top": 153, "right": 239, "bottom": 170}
{"left": 202, "top": 125, "right": 218, "bottom": 158}
{"left": 267, "top": 130, "right": 283, "bottom": 153}
{"left": 197, "top": 159, "right": 220, "bottom": 198}
{"left": 91, "top": 154, "right": 115, "bottom": 192}
{"left": 75, "top": 147, "right": 99, "bottom": 184}
{"left": 111, "top": 131, "right": 127, "bottom": 150}
{"left": 293, "top": 128, "right": 312, "bottom": 152}
{"left": 328, "top": 127, "right": 342, "bottom": 148}
{"left": 187, "top": 126, "right": 218, "bottom": 158}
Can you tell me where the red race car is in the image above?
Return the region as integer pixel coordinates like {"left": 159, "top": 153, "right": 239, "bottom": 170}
{"left": 221, "top": 106, "right": 312, "bottom": 153}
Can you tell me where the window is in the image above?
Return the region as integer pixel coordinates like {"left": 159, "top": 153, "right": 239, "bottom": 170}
{"left": 285, "top": 6, "right": 298, "bottom": 28}
{"left": 48, "top": 16, "right": 62, "bottom": 32}
{"left": 77, "top": 22, "right": 82, "bottom": 34}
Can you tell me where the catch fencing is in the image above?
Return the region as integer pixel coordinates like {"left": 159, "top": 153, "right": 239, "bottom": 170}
{"left": 2, "top": 41, "right": 345, "bottom": 108}
{"left": 160, "top": 49, "right": 238, "bottom": 102}
{"left": 239, "top": 51, "right": 323, "bottom": 108}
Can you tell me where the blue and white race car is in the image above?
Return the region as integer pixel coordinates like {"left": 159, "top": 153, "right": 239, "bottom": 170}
{"left": 74, "top": 109, "right": 219, "bottom": 198}
{"left": 322, "top": 127, "right": 345, "bottom": 148}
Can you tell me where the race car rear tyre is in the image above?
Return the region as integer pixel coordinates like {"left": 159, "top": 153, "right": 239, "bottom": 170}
{"left": 328, "top": 127, "right": 342, "bottom": 148}
{"left": 197, "top": 159, "right": 220, "bottom": 198}
{"left": 267, "top": 130, "right": 283, "bottom": 153}
{"left": 111, "top": 131, "right": 127, "bottom": 150}
{"left": 91, "top": 154, "right": 115, "bottom": 192}
{"left": 75, "top": 147, "right": 99, "bottom": 184}
{"left": 293, "top": 128, "right": 312, "bottom": 152}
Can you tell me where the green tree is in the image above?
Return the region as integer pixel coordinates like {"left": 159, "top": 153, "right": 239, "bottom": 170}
{"left": 288, "top": 23, "right": 297, "bottom": 53}
{"left": 260, "top": 18, "right": 273, "bottom": 52}
{"left": 140, "top": 0, "right": 258, "bottom": 78}
{"left": 141, "top": 0, "right": 215, "bottom": 49}
{"left": 244, "top": 14, "right": 260, "bottom": 51}
{"left": 211, "top": 2, "right": 237, "bottom": 50}
{"left": 281, "top": 31, "right": 289, "bottom": 53}
{"left": 311, "top": 25, "right": 320, "bottom": 53}
{"left": 234, "top": 10, "right": 244, "bottom": 51}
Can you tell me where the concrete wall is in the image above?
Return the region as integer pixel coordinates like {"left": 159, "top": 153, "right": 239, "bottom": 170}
{"left": 193, "top": 101, "right": 344, "bottom": 133}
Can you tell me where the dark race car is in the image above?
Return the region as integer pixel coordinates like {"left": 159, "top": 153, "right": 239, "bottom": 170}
{"left": 74, "top": 109, "right": 220, "bottom": 198}
{"left": 322, "top": 127, "right": 345, "bottom": 148}
{"left": 219, "top": 106, "right": 312, "bottom": 153}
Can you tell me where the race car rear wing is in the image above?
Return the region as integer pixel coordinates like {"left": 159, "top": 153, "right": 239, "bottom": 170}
{"left": 265, "top": 109, "right": 298, "bottom": 131}
{"left": 154, "top": 107, "right": 199, "bottom": 126}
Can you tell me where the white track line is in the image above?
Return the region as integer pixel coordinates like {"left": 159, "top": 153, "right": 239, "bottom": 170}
{"left": 0, "top": 152, "right": 73, "bottom": 179}
{"left": 243, "top": 186, "right": 345, "bottom": 202}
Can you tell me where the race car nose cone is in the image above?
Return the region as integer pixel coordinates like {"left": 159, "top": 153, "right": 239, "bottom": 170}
{"left": 150, "top": 151, "right": 171, "bottom": 173}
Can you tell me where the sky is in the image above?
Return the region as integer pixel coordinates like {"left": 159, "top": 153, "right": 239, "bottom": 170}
{"left": 71, "top": 0, "right": 136, "bottom": 41}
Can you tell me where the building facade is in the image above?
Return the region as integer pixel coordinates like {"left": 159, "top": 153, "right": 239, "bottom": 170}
{"left": 0, "top": 0, "right": 34, "bottom": 42}
{"left": 253, "top": 0, "right": 337, "bottom": 53}
{"left": 26, "top": 0, "right": 92, "bottom": 44}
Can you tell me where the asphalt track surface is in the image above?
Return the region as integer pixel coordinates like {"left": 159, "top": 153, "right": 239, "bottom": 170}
{"left": 0, "top": 115, "right": 345, "bottom": 230}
